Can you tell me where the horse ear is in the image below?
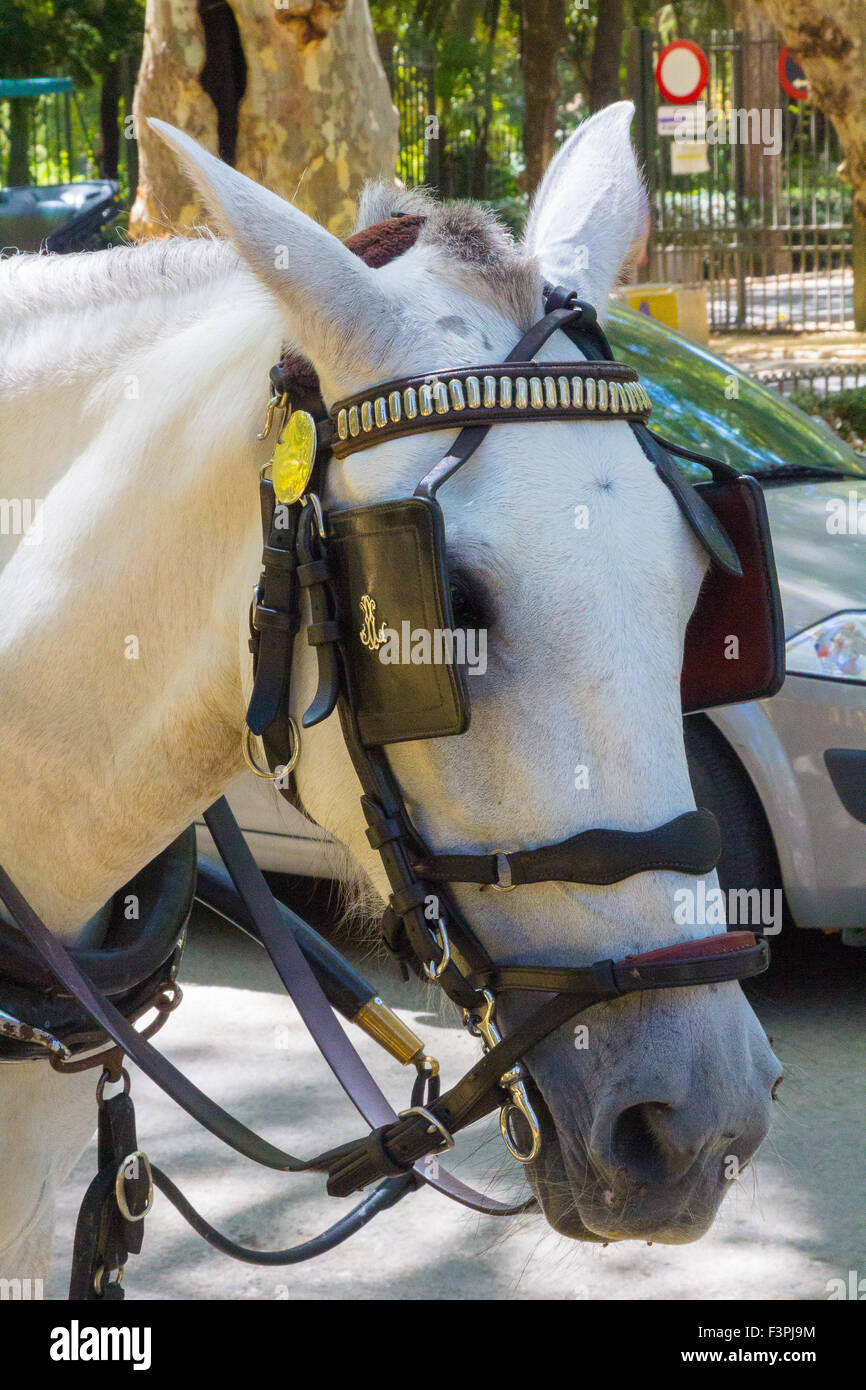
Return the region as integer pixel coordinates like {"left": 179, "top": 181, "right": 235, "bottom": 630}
{"left": 522, "top": 101, "right": 645, "bottom": 312}
{"left": 147, "top": 119, "right": 391, "bottom": 389}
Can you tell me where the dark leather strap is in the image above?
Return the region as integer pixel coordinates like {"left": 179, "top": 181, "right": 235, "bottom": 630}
{"left": 413, "top": 809, "right": 721, "bottom": 888}
{"left": 315, "top": 933, "right": 769, "bottom": 1196}
{"left": 549, "top": 305, "right": 745, "bottom": 579}
{"left": 69, "top": 1089, "right": 150, "bottom": 1299}
{"left": 245, "top": 479, "right": 300, "bottom": 736}
{"left": 635, "top": 424, "right": 743, "bottom": 578}
{"left": 472, "top": 932, "right": 769, "bottom": 993}
{"left": 0, "top": 851, "right": 309, "bottom": 1171}
{"left": 413, "top": 302, "right": 611, "bottom": 499}
{"left": 644, "top": 427, "right": 740, "bottom": 482}
{"left": 297, "top": 500, "right": 340, "bottom": 730}
{"left": 150, "top": 1165, "right": 415, "bottom": 1267}
{"left": 202, "top": 799, "right": 533, "bottom": 1216}
{"left": 0, "top": 801, "right": 533, "bottom": 1216}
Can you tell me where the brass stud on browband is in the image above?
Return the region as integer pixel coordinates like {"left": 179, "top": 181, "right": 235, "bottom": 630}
{"left": 361, "top": 400, "right": 374, "bottom": 432}
{"left": 558, "top": 376, "right": 570, "bottom": 407}
{"left": 404, "top": 387, "right": 418, "bottom": 419}
{"left": 466, "top": 376, "right": 481, "bottom": 409}
{"left": 544, "top": 376, "right": 557, "bottom": 408}
{"left": 388, "top": 391, "right": 402, "bottom": 423}
{"left": 419, "top": 384, "right": 434, "bottom": 416}
{"left": 529, "top": 377, "right": 543, "bottom": 409}
{"left": 449, "top": 378, "right": 466, "bottom": 410}
{"left": 483, "top": 375, "right": 497, "bottom": 408}
{"left": 434, "top": 381, "right": 450, "bottom": 414}
{"left": 515, "top": 377, "right": 529, "bottom": 409}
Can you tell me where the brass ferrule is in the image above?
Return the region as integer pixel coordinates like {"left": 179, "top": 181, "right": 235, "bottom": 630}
{"left": 353, "top": 996, "right": 426, "bottom": 1067}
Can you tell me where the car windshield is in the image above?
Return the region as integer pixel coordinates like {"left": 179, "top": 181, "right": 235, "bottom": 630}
{"left": 606, "top": 305, "right": 866, "bottom": 481}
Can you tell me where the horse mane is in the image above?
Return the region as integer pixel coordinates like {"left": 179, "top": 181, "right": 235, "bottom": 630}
{"left": 0, "top": 234, "right": 255, "bottom": 397}
{"left": 0, "top": 234, "right": 241, "bottom": 325}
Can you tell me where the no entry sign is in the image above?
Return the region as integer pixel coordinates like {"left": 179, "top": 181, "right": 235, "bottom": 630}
{"left": 655, "top": 40, "right": 709, "bottom": 106}
{"left": 778, "top": 47, "right": 810, "bottom": 102}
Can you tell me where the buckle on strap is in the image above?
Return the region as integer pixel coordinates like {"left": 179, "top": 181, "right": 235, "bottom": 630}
{"left": 397, "top": 1106, "right": 454, "bottom": 1152}
{"left": 481, "top": 850, "right": 515, "bottom": 892}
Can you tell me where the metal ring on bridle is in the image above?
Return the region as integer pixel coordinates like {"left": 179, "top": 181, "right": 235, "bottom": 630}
{"left": 242, "top": 720, "right": 300, "bottom": 780}
{"left": 500, "top": 1100, "right": 541, "bottom": 1163}
{"left": 93, "top": 1265, "right": 124, "bottom": 1294}
{"left": 422, "top": 920, "right": 451, "bottom": 981}
{"left": 114, "top": 1150, "right": 154, "bottom": 1223}
{"left": 96, "top": 1066, "right": 131, "bottom": 1106}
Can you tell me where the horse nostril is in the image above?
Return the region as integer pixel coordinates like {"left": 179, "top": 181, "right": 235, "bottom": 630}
{"left": 771, "top": 1074, "right": 784, "bottom": 1101}
{"left": 608, "top": 1103, "right": 669, "bottom": 1187}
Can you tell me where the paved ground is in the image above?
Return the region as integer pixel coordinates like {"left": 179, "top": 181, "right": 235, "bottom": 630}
{"left": 707, "top": 269, "right": 854, "bottom": 336}
{"left": 47, "top": 906, "right": 864, "bottom": 1301}
{"left": 709, "top": 327, "right": 866, "bottom": 371}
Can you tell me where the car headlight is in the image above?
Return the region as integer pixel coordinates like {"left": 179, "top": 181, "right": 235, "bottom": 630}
{"left": 786, "top": 612, "right": 866, "bottom": 682}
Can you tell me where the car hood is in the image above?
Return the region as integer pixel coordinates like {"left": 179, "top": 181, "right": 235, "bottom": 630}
{"left": 761, "top": 479, "right": 866, "bottom": 636}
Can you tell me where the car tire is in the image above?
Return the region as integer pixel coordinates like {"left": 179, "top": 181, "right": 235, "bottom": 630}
{"left": 684, "top": 714, "right": 783, "bottom": 907}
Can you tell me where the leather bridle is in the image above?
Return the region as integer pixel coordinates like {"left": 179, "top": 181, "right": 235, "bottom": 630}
{"left": 0, "top": 275, "right": 771, "bottom": 1298}
{"left": 242, "top": 283, "right": 769, "bottom": 1188}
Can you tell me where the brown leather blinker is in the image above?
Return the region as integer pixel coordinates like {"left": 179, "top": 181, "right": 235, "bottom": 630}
{"left": 682, "top": 475, "right": 785, "bottom": 713}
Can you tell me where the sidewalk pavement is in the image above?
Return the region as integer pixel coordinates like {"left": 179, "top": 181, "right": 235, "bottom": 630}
{"left": 709, "top": 328, "right": 866, "bottom": 373}
{"left": 45, "top": 908, "right": 864, "bottom": 1301}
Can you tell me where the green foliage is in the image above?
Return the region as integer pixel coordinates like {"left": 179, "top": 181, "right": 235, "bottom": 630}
{"left": 0, "top": 0, "right": 144, "bottom": 83}
{"left": 372, "top": 0, "right": 635, "bottom": 201}
{"left": 656, "top": 0, "right": 728, "bottom": 41}
{"left": 790, "top": 387, "right": 866, "bottom": 450}
{"left": 375, "top": 0, "right": 526, "bottom": 203}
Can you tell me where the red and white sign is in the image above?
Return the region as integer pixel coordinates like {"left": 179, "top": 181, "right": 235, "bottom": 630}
{"left": 655, "top": 39, "right": 709, "bottom": 106}
{"left": 778, "top": 47, "right": 810, "bottom": 102}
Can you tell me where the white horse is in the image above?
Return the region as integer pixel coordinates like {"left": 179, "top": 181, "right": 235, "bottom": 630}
{"left": 0, "top": 102, "right": 780, "bottom": 1281}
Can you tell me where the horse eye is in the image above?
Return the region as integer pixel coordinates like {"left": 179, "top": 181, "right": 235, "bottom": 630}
{"left": 449, "top": 573, "right": 490, "bottom": 631}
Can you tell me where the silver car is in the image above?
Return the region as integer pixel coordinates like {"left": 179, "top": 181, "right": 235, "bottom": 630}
{"left": 202, "top": 308, "right": 866, "bottom": 944}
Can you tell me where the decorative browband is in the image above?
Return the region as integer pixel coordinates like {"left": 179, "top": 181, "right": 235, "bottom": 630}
{"left": 326, "top": 362, "right": 652, "bottom": 459}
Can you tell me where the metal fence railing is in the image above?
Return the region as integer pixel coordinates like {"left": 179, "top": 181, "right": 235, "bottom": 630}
{"left": 380, "top": 40, "right": 524, "bottom": 210}
{"left": 752, "top": 362, "right": 866, "bottom": 396}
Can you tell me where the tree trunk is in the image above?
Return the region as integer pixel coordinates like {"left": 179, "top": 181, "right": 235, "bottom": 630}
{"left": 752, "top": 0, "right": 866, "bottom": 224}
{"left": 99, "top": 62, "right": 121, "bottom": 181}
{"left": 8, "top": 99, "right": 31, "bottom": 186}
{"left": 130, "top": 0, "right": 399, "bottom": 239}
{"left": 732, "top": 4, "right": 786, "bottom": 271}
{"left": 588, "top": 0, "right": 625, "bottom": 112}
{"left": 519, "top": 0, "right": 565, "bottom": 195}
{"left": 472, "top": 0, "right": 501, "bottom": 199}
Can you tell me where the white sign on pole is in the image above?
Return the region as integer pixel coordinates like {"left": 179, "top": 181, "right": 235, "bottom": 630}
{"left": 670, "top": 140, "right": 709, "bottom": 175}
{"left": 656, "top": 106, "right": 682, "bottom": 137}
